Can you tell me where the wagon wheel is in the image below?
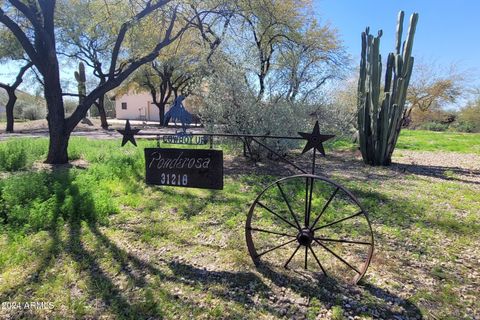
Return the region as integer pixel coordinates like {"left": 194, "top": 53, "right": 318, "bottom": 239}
{"left": 245, "top": 174, "right": 374, "bottom": 284}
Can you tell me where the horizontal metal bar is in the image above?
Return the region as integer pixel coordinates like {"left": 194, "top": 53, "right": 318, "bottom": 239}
{"left": 129, "top": 131, "right": 305, "bottom": 140}
{"left": 251, "top": 137, "right": 308, "bottom": 174}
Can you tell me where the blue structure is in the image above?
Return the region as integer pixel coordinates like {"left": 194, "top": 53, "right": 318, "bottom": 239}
{"left": 163, "top": 95, "right": 192, "bottom": 133}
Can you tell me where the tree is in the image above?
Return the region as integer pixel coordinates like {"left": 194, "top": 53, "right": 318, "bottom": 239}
{"left": 56, "top": 0, "right": 116, "bottom": 129}
{"left": 276, "top": 20, "right": 347, "bottom": 103}
{"left": 0, "top": 0, "right": 203, "bottom": 163}
{"left": 404, "top": 62, "right": 465, "bottom": 125}
{"left": 231, "top": 0, "right": 303, "bottom": 100}
{"left": 457, "top": 95, "right": 480, "bottom": 132}
{"left": 117, "top": 4, "right": 230, "bottom": 126}
{"left": 125, "top": 31, "right": 210, "bottom": 124}
{"left": 220, "top": 0, "right": 345, "bottom": 102}
{"left": 141, "top": 57, "right": 202, "bottom": 125}
{"left": 0, "top": 27, "right": 33, "bottom": 132}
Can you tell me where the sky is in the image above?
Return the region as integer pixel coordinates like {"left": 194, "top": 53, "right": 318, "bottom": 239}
{"left": 1, "top": 1, "right": 479, "bottom": 95}
{"left": 313, "top": 0, "right": 480, "bottom": 85}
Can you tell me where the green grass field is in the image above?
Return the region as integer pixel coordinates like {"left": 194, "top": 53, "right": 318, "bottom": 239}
{"left": 396, "top": 129, "right": 480, "bottom": 154}
{"left": 0, "top": 130, "right": 479, "bottom": 319}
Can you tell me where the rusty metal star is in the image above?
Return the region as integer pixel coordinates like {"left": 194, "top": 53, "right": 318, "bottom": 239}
{"left": 117, "top": 120, "right": 140, "bottom": 147}
{"left": 298, "top": 121, "right": 335, "bottom": 156}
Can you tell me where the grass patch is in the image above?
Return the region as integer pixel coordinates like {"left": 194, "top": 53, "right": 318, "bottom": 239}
{"left": 0, "top": 138, "right": 48, "bottom": 171}
{"left": 396, "top": 130, "right": 480, "bottom": 154}
{"left": 0, "top": 136, "right": 479, "bottom": 319}
{"left": 325, "top": 130, "right": 480, "bottom": 154}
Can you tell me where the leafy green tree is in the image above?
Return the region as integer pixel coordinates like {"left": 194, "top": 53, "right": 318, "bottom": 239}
{"left": 0, "top": 0, "right": 203, "bottom": 163}
{"left": 56, "top": 0, "right": 119, "bottom": 129}
{"left": 117, "top": 4, "right": 230, "bottom": 125}
{"left": 221, "top": 0, "right": 345, "bottom": 102}
{"left": 232, "top": 0, "right": 303, "bottom": 100}
{"left": 123, "top": 30, "right": 212, "bottom": 124}
{"left": 276, "top": 20, "right": 347, "bottom": 103}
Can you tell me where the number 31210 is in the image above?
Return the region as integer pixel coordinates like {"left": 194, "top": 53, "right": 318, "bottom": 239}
{"left": 161, "top": 173, "right": 188, "bottom": 186}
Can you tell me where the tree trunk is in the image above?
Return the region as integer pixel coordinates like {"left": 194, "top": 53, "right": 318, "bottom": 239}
{"left": 5, "top": 89, "right": 17, "bottom": 133}
{"left": 46, "top": 127, "right": 70, "bottom": 164}
{"left": 158, "top": 102, "right": 166, "bottom": 126}
{"left": 44, "top": 69, "right": 70, "bottom": 164}
{"left": 97, "top": 95, "right": 109, "bottom": 129}
{"left": 257, "top": 75, "right": 265, "bottom": 101}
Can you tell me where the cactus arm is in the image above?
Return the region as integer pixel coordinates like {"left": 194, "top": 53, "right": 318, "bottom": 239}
{"left": 395, "top": 11, "right": 404, "bottom": 55}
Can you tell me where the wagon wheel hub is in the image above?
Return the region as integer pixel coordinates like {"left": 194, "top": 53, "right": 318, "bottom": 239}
{"left": 297, "top": 228, "right": 314, "bottom": 246}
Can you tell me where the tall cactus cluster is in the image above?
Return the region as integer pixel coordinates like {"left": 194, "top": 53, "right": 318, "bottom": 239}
{"left": 74, "top": 62, "right": 86, "bottom": 105}
{"left": 357, "top": 11, "right": 419, "bottom": 165}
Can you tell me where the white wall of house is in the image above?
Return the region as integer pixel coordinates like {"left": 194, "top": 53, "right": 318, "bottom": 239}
{"left": 115, "top": 92, "right": 161, "bottom": 122}
{"left": 114, "top": 91, "right": 202, "bottom": 123}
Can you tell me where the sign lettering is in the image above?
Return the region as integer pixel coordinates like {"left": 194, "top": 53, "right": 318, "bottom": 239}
{"left": 145, "top": 148, "right": 223, "bottom": 189}
{"left": 162, "top": 134, "right": 209, "bottom": 145}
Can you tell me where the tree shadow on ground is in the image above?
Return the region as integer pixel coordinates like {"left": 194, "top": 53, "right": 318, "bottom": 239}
{"left": 0, "top": 166, "right": 268, "bottom": 319}
{"left": 389, "top": 162, "right": 480, "bottom": 185}
{"left": 1, "top": 160, "right": 432, "bottom": 319}
{"left": 256, "top": 263, "right": 423, "bottom": 319}
{"left": 348, "top": 185, "right": 479, "bottom": 238}
{"left": 0, "top": 168, "right": 166, "bottom": 319}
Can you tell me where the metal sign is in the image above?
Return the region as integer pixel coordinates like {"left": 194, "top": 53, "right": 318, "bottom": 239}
{"left": 145, "top": 148, "right": 223, "bottom": 190}
{"left": 163, "top": 95, "right": 192, "bottom": 133}
{"left": 118, "top": 121, "right": 374, "bottom": 285}
{"left": 163, "top": 133, "right": 209, "bottom": 145}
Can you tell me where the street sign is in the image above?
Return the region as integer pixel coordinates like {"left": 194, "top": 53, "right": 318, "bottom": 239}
{"left": 145, "top": 148, "right": 223, "bottom": 190}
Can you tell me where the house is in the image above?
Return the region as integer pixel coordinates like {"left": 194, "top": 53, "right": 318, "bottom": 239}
{"left": 114, "top": 91, "right": 203, "bottom": 124}
{"left": 114, "top": 91, "right": 161, "bottom": 122}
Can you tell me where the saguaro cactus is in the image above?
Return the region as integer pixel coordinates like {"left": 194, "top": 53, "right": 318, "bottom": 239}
{"left": 74, "top": 62, "right": 86, "bottom": 105}
{"left": 357, "top": 11, "right": 419, "bottom": 165}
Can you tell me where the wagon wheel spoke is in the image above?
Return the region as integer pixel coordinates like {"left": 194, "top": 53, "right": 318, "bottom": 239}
{"left": 310, "top": 187, "right": 339, "bottom": 229}
{"left": 304, "top": 177, "right": 310, "bottom": 226}
{"left": 249, "top": 227, "right": 296, "bottom": 238}
{"left": 256, "top": 238, "right": 297, "bottom": 258}
{"left": 276, "top": 182, "right": 302, "bottom": 229}
{"left": 304, "top": 246, "right": 308, "bottom": 269}
{"left": 284, "top": 244, "right": 301, "bottom": 268}
{"left": 314, "top": 239, "right": 361, "bottom": 274}
{"left": 309, "top": 245, "right": 327, "bottom": 276}
{"left": 315, "top": 237, "right": 371, "bottom": 246}
{"left": 313, "top": 211, "right": 364, "bottom": 232}
{"left": 257, "top": 201, "right": 300, "bottom": 230}
{"left": 304, "top": 176, "right": 315, "bottom": 227}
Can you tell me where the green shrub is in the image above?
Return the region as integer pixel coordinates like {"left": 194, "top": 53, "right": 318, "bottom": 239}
{"left": 0, "top": 139, "right": 47, "bottom": 171}
{"left": 417, "top": 122, "right": 449, "bottom": 132}
{"left": 0, "top": 172, "right": 52, "bottom": 230}
{"left": 450, "top": 121, "right": 477, "bottom": 133}
{"left": 0, "top": 141, "right": 27, "bottom": 171}
{"left": 0, "top": 138, "right": 145, "bottom": 232}
{"left": 0, "top": 168, "right": 120, "bottom": 232}
{"left": 331, "top": 305, "right": 345, "bottom": 320}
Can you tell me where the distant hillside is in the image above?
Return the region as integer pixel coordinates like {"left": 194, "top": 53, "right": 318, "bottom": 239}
{"left": 0, "top": 89, "right": 45, "bottom": 102}
{"left": 0, "top": 89, "right": 46, "bottom": 120}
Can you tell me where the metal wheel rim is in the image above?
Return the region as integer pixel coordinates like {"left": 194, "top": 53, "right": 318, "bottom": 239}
{"left": 245, "top": 174, "right": 374, "bottom": 284}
